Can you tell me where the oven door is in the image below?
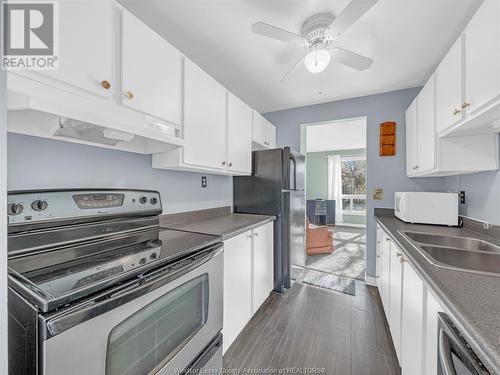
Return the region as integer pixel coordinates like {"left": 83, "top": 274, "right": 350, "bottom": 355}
{"left": 41, "top": 244, "right": 223, "bottom": 375}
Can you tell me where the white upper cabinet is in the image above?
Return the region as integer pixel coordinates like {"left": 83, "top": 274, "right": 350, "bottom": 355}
{"left": 35, "top": 0, "right": 114, "bottom": 98}
{"left": 252, "top": 111, "right": 276, "bottom": 149}
{"left": 227, "top": 92, "right": 252, "bottom": 174}
{"left": 266, "top": 122, "right": 277, "bottom": 148}
{"left": 436, "top": 37, "right": 464, "bottom": 133}
{"left": 183, "top": 59, "right": 227, "bottom": 170}
{"left": 464, "top": 0, "right": 500, "bottom": 116}
{"left": 121, "top": 9, "right": 182, "bottom": 125}
{"left": 416, "top": 75, "right": 436, "bottom": 173}
{"left": 405, "top": 99, "right": 418, "bottom": 176}
{"left": 405, "top": 2, "right": 500, "bottom": 178}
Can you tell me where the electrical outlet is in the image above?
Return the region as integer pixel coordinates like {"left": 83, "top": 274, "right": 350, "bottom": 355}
{"left": 459, "top": 191, "right": 465, "bottom": 204}
{"left": 201, "top": 176, "right": 207, "bottom": 188}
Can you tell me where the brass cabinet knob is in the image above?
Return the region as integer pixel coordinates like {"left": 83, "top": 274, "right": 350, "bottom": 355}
{"left": 453, "top": 108, "right": 461, "bottom": 115}
{"left": 462, "top": 102, "right": 471, "bottom": 109}
{"left": 101, "top": 80, "right": 111, "bottom": 90}
{"left": 124, "top": 91, "right": 134, "bottom": 99}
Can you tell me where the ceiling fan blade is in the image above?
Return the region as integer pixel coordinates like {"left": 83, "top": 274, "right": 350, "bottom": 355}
{"left": 252, "top": 22, "right": 304, "bottom": 45}
{"left": 328, "top": 0, "right": 378, "bottom": 36}
{"left": 330, "top": 47, "right": 373, "bottom": 71}
{"left": 280, "top": 54, "right": 307, "bottom": 83}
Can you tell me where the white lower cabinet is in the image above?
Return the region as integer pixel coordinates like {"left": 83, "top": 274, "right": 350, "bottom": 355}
{"left": 424, "top": 290, "right": 444, "bottom": 375}
{"left": 222, "top": 230, "right": 253, "bottom": 354}
{"left": 223, "top": 222, "right": 274, "bottom": 353}
{"left": 375, "top": 225, "right": 383, "bottom": 289}
{"left": 251, "top": 222, "right": 274, "bottom": 313}
{"left": 401, "top": 259, "right": 425, "bottom": 375}
{"left": 380, "top": 233, "right": 392, "bottom": 314}
{"left": 377, "top": 226, "right": 446, "bottom": 375}
{"left": 389, "top": 242, "right": 404, "bottom": 362}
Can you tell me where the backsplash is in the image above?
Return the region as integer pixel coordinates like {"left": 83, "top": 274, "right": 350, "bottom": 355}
{"left": 7, "top": 133, "right": 233, "bottom": 213}
{"left": 444, "top": 135, "right": 500, "bottom": 225}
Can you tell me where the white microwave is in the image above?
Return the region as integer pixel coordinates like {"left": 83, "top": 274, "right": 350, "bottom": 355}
{"left": 394, "top": 192, "right": 459, "bottom": 226}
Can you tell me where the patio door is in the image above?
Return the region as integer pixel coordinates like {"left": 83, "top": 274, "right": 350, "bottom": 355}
{"left": 340, "top": 156, "right": 366, "bottom": 226}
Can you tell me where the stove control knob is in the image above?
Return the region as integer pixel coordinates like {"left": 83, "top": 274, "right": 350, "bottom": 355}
{"left": 139, "top": 196, "right": 148, "bottom": 204}
{"left": 8, "top": 203, "right": 23, "bottom": 216}
{"left": 31, "top": 200, "right": 48, "bottom": 211}
{"left": 150, "top": 252, "right": 158, "bottom": 260}
{"left": 139, "top": 257, "right": 147, "bottom": 265}
{"left": 150, "top": 197, "right": 158, "bottom": 205}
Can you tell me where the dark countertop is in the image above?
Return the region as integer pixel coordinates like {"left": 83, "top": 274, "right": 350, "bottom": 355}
{"left": 160, "top": 207, "right": 275, "bottom": 241}
{"left": 375, "top": 211, "right": 500, "bottom": 374}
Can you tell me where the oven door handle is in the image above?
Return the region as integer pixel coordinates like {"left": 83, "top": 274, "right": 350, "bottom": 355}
{"left": 44, "top": 243, "right": 223, "bottom": 338}
{"left": 439, "top": 328, "right": 458, "bottom": 375}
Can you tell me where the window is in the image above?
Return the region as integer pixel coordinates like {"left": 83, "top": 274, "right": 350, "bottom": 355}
{"left": 340, "top": 156, "right": 366, "bottom": 214}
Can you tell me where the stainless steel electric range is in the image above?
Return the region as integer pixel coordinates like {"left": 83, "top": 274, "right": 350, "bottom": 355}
{"left": 7, "top": 189, "right": 223, "bottom": 375}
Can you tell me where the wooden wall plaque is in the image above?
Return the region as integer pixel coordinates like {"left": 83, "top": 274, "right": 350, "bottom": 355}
{"left": 380, "top": 121, "right": 396, "bottom": 156}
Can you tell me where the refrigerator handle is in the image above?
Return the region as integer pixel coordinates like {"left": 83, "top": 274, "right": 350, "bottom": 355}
{"left": 289, "top": 154, "right": 297, "bottom": 191}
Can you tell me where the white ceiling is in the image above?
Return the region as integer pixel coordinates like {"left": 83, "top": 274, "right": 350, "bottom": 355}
{"left": 306, "top": 118, "right": 367, "bottom": 152}
{"left": 120, "top": 0, "right": 482, "bottom": 113}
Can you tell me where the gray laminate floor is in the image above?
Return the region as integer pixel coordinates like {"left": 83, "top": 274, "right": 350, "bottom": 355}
{"left": 306, "top": 226, "right": 366, "bottom": 280}
{"left": 223, "top": 281, "right": 401, "bottom": 375}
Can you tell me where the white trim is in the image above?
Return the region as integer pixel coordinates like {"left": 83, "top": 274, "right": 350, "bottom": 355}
{"left": 365, "top": 276, "right": 378, "bottom": 287}
{"left": 335, "top": 222, "right": 366, "bottom": 229}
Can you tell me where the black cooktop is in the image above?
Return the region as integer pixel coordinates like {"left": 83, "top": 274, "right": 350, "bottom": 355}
{"left": 8, "top": 228, "right": 221, "bottom": 312}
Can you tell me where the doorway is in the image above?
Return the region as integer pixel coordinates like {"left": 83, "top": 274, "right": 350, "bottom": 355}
{"left": 301, "top": 117, "right": 367, "bottom": 281}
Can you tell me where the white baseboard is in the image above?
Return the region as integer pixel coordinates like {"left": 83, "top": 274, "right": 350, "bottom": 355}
{"left": 365, "top": 276, "right": 378, "bottom": 287}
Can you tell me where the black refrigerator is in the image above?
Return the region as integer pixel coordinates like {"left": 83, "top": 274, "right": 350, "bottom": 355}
{"left": 233, "top": 147, "right": 306, "bottom": 293}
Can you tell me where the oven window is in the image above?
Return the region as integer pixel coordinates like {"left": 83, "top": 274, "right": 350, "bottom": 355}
{"left": 106, "top": 274, "right": 209, "bottom": 375}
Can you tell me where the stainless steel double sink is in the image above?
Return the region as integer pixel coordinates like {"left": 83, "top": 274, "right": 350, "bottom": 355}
{"left": 399, "top": 230, "right": 500, "bottom": 276}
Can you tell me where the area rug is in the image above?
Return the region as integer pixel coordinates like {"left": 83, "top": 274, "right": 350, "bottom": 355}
{"left": 302, "top": 269, "right": 356, "bottom": 296}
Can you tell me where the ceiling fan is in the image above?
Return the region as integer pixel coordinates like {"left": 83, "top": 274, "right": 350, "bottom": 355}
{"left": 252, "top": 0, "right": 378, "bottom": 81}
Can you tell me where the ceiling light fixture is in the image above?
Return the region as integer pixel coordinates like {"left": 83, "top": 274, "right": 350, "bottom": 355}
{"left": 304, "top": 48, "right": 331, "bottom": 73}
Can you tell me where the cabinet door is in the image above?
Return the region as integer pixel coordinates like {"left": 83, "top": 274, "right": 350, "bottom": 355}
{"left": 464, "top": 0, "right": 500, "bottom": 115}
{"left": 416, "top": 76, "right": 437, "bottom": 173}
{"left": 252, "top": 111, "right": 267, "bottom": 147}
{"left": 376, "top": 226, "right": 382, "bottom": 289}
{"left": 380, "top": 234, "right": 392, "bottom": 315}
{"left": 183, "top": 59, "right": 227, "bottom": 170}
{"left": 223, "top": 231, "right": 253, "bottom": 353}
{"left": 424, "top": 289, "right": 443, "bottom": 375}
{"left": 401, "top": 260, "right": 425, "bottom": 375}
{"left": 39, "top": 0, "right": 113, "bottom": 98}
{"left": 266, "top": 122, "right": 277, "bottom": 148}
{"left": 121, "top": 9, "right": 182, "bottom": 124}
{"left": 436, "top": 37, "right": 464, "bottom": 133}
{"left": 405, "top": 99, "right": 418, "bottom": 176}
{"left": 251, "top": 222, "right": 274, "bottom": 313}
{"left": 389, "top": 244, "right": 403, "bottom": 362}
{"left": 227, "top": 92, "right": 252, "bottom": 174}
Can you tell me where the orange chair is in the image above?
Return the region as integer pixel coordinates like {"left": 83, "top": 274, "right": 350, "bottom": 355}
{"left": 306, "top": 219, "right": 334, "bottom": 255}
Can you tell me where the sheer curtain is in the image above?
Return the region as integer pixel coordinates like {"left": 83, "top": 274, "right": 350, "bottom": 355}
{"left": 327, "top": 155, "right": 343, "bottom": 223}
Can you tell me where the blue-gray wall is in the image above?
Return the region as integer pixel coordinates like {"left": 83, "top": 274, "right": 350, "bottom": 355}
{"left": 264, "top": 87, "right": 447, "bottom": 278}
{"left": 444, "top": 137, "right": 500, "bottom": 224}
{"left": 7, "top": 133, "right": 233, "bottom": 213}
